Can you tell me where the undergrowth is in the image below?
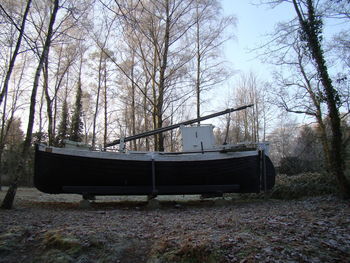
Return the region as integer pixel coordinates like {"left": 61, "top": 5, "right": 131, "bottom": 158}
{"left": 236, "top": 172, "right": 340, "bottom": 200}
{"left": 270, "top": 172, "right": 338, "bottom": 199}
{"left": 149, "top": 238, "right": 222, "bottom": 263}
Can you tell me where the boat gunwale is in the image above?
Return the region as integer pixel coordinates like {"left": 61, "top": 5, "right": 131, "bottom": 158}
{"left": 37, "top": 144, "right": 260, "bottom": 162}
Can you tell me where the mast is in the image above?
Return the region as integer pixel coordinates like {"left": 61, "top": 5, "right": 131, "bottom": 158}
{"left": 105, "top": 104, "right": 253, "bottom": 148}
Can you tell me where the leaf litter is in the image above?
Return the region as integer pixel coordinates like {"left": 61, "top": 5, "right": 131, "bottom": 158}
{"left": 0, "top": 188, "right": 349, "bottom": 262}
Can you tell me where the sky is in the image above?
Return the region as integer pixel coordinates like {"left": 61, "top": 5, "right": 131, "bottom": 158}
{"left": 220, "top": 1, "right": 347, "bottom": 80}
{"left": 202, "top": 1, "right": 296, "bottom": 117}
{"left": 221, "top": 0, "right": 294, "bottom": 78}
{"left": 206, "top": 1, "right": 348, "bottom": 120}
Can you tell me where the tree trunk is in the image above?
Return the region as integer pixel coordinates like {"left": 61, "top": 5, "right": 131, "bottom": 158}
{"left": 151, "top": 44, "right": 158, "bottom": 151}
{"left": 316, "top": 114, "right": 332, "bottom": 170}
{"left": 43, "top": 56, "right": 54, "bottom": 145}
{"left": 1, "top": 0, "right": 60, "bottom": 209}
{"left": 0, "top": 93, "right": 9, "bottom": 191}
{"left": 103, "top": 65, "right": 108, "bottom": 148}
{"left": 195, "top": 4, "right": 201, "bottom": 123}
{"left": 143, "top": 83, "right": 150, "bottom": 151}
{"left": 92, "top": 52, "right": 103, "bottom": 149}
{"left": 131, "top": 51, "right": 137, "bottom": 151}
{"left": 155, "top": 0, "right": 170, "bottom": 152}
{"left": 156, "top": 112, "right": 164, "bottom": 151}
{"left": 297, "top": 47, "right": 332, "bottom": 170}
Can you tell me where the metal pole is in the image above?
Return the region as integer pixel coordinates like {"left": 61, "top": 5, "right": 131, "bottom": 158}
{"left": 263, "top": 150, "right": 267, "bottom": 195}
{"left": 259, "top": 149, "right": 267, "bottom": 197}
{"left": 151, "top": 157, "right": 157, "bottom": 196}
{"left": 105, "top": 104, "right": 253, "bottom": 148}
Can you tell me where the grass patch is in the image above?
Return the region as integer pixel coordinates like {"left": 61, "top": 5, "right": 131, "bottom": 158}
{"left": 0, "top": 232, "right": 22, "bottom": 256}
{"left": 38, "top": 249, "right": 75, "bottom": 263}
{"left": 35, "top": 230, "right": 88, "bottom": 263}
{"left": 0, "top": 227, "right": 30, "bottom": 256}
{"left": 149, "top": 238, "right": 223, "bottom": 263}
{"left": 43, "top": 230, "right": 82, "bottom": 252}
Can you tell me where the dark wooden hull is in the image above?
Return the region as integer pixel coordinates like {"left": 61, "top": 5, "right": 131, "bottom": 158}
{"left": 34, "top": 145, "right": 275, "bottom": 196}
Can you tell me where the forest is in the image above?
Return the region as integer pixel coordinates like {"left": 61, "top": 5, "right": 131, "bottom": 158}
{"left": 0, "top": 0, "right": 350, "bottom": 205}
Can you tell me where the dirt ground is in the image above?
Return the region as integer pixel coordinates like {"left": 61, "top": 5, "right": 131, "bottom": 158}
{"left": 0, "top": 188, "right": 349, "bottom": 263}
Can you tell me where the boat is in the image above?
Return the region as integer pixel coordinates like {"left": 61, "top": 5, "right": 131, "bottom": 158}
{"left": 34, "top": 105, "right": 276, "bottom": 198}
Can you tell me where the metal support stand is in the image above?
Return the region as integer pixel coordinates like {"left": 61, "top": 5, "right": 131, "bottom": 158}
{"left": 259, "top": 150, "right": 268, "bottom": 198}
{"left": 147, "top": 157, "right": 159, "bottom": 208}
{"left": 83, "top": 193, "right": 96, "bottom": 200}
{"left": 79, "top": 199, "right": 91, "bottom": 208}
{"left": 151, "top": 157, "right": 158, "bottom": 196}
{"left": 80, "top": 193, "right": 95, "bottom": 208}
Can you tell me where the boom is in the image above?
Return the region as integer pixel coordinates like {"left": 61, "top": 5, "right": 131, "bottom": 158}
{"left": 105, "top": 104, "right": 253, "bottom": 148}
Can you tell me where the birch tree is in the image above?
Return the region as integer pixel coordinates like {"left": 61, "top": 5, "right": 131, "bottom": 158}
{"left": 89, "top": 14, "right": 115, "bottom": 149}
{"left": 113, "top": 0, "right": 196, "bottom": 151}
{"left": 0, "top": 0, "right": 32, "bottom": 107}
{"left": 2, "top": 0, "right": 60, "bottom": 209}
{"left": 191, "top": 0, "right": 235, "bottom": 121}
{"left": 224, "top": 72, "right": 270, "bottom": 144}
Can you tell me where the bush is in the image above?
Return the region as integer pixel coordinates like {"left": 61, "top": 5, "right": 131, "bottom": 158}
{"left": 0, "top": 147, "right": 34, "bottom": 186}
{"left": 270, "top": 172, "right": 338, "bottom": 199}
{"left": 279, "top": 157, "right": 323, "bottom": 176}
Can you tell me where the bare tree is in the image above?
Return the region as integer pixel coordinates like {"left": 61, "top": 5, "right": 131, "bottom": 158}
{"left": 191, "top": 0, "right": 235, "bottom": 121}
{"left": 89, "top": 11, "right": 116, "bottom": 149}
{"left": 0, "top": 55, "right": 28, "bottom": 191}
{"left": 267, "top": 113, "right": 299, "bottom": 166}
{"left": 2, "top": 0, "right": 60, "bottom": 209}
{"left": 0, "top": 0, "right": 32, "bottom": 107}
{"left": 112, "top": 0, "right": 197, "bottom": 151}
{"left": 258, "top": 0, "right": 350, "bottom": 198}
{"left": 293, "top": 0, "right": 350, "bottom": 198}
{"left": 270, "top": 37, "right": 333, "bottom": 170}
{"left": 225, "top": 72, "right": 271, "bottom": 144}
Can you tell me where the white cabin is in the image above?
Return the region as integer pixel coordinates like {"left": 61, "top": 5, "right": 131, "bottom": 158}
{"left": 180, "top": 125, "right": 216, "bottom": 152}
{"left": 180, "top": 124, "right": 270, "bottom": 155}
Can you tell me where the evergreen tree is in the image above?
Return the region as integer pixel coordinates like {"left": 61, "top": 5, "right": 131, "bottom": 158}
{"left": 69, "top": 83, "right": 83, "bottom": 142}
{"left": 55, "top": 97, "right": 69, "bottom": 146}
